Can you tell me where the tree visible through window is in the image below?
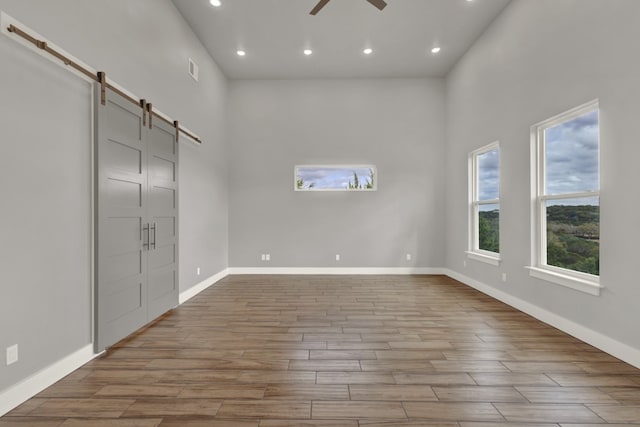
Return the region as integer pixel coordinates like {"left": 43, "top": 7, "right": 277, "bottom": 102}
{"left": 533, "top": 102, "right": 600, "bottom": 277}
{"left": 295, "top": 166, "right": 376, "bottom": 191}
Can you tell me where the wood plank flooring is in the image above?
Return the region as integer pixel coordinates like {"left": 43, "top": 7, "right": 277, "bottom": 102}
{"left": 3, "top": 274, "right": 640, "bottom": 426}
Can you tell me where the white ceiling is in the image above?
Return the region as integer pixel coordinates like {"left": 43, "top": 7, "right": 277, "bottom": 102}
{"left": 172, "top": 0, "right": 511, "bottom": 80}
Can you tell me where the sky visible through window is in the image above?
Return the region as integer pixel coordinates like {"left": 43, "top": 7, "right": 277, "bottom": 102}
{"left": 296, "top": 166, "right": 375, "bottom": 190}
{"left": 542, "top": 108, "right": 600, "bottom": 276}
{"left": 478, "top": 148, "right": 499, "bottom": 202}
{"left": 545, "top": 109, "right": 599, "bottom": 198}
{"left": 476, "top": 148, "right": 500, "bottom": 253}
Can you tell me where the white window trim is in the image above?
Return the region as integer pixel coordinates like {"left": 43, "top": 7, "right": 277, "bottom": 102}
{"left": 529, "top": 100, "right": 602, "bottom": 296}
{"left": 467, "top": 141, "right": 501, "bottom": 266}
{"left": 465, "top": 251, "right": 501, "bottom": 266}
{"left": 294, "top": 165, "right": 377, "bottom": 192}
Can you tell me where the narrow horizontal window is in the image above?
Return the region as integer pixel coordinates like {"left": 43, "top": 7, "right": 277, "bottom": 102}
{"left": 295, "top": 165, "right": 377, "bottom": 191}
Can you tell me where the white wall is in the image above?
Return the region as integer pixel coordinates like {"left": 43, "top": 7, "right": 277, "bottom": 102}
{"left": 0, "top": 0, "right": 228, "bottom": 392}
{"left": 228, "top": 78, "right": 446, "bottom": 268}
{"left": 445, "top": 0, "right": 640, "bottom": 350}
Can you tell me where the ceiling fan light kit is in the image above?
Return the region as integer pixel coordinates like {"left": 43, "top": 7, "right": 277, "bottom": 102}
{"left": 310, "top": 0, "right": 388, "bottom": 15}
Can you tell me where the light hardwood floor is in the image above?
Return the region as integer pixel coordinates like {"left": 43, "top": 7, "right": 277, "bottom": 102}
{"left": 3, "top": 274, "right": 640, "bottom": 426}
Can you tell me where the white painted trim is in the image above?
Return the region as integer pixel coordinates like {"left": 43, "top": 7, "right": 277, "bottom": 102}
{"left": 294, "top": 165, "right": 377, "bottom": 191}
{"left": 533, "top": 99, "right": 600, "bottom": 129}
{"left": 465, "top": 251, "right": 501, "bottom": 266}
{"left": 0, "top": 268, "right": 231, "bottom": 416}
{"left": 526, "top": 266, "right": 601, "bottom": 296}
{"left": 468, "top": 141, "right": 501, "bottom": 256}
{"left": 444, "top": 268, "right": 640, "bottom": 369}
{"left": 90, "top": 85, "right": 96, "bottom": 345}
{"left": 179, "top": 269, "right": 230, "bottom": 304}
{"left": 0, "top": 344, "right": 98, "bottom": 416}
{"left": 4, "top": 266, "right": 635, "bottom": 418}
{"left": 227, "top": 267, "right": 446, "bottom": 275}
{"left": 530, "top": 99, "right": 600, "bottom": 277}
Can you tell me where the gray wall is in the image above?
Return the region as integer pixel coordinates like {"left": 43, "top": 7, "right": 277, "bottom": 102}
{"left": 4, "top": 0, "right": 640, "bottom": 401}
{"left": 0, "top": 0, "right": 228, "bottom": 391}
{"left": 445, "top": 0, "right": 640, "bottom": 349}
{"left": 228, "top": 79, "right": 446, "bottom": 268}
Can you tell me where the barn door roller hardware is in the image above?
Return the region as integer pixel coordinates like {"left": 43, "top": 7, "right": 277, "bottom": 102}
{"left": 6, "top": 23, "right": 202, "bottom": 143}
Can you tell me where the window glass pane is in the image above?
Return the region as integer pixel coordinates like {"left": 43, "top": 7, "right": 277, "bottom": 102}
{"left": 477, "top": 149, "right": 499, "bottom": 201}
{"left": 546, "top": 197, "right": 599, "bottom": 275}
{"left": 478, "top": 203, "right": 499, "bottom": 253}
{"left": 545, "top": 109, "right": 599, "bottom": 195}
{"left": 295, "top": 166, "right": 376, "bottom": 191}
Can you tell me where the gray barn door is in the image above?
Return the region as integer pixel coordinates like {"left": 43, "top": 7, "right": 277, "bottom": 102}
{"left": 94, "top": 86, "right": 178, "bottom": 352}
{"left": 147, "top": 118, "right": 179, "bottom": 320}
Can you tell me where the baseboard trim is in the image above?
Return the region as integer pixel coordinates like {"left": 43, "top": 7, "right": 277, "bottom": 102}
{"left": 179, "top": 268, "right": 230, "bottom": 304}
{"left": 444, "top": 268, "right": 640, "bottom": 369}
{"left": 0, "top": 344, "right": 97, "bottom": 416}
{"left": 4, "top": 267, "right": 639, "bottom": 417}
{"left": 0, "top": 269, "right": 232, "bottom": 417}
{"left": 227, "top": 267, "right": 447, "bottom": 275}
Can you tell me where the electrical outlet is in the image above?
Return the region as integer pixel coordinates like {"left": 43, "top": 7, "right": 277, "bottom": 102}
{"left": 6, "top": 344, "right": 18, "bottom": 366}
{"left": 261, "top": 254, "right": 266, "bottom": 261}
{"left": 406, "top": 253, "right": 412, "bottom": 261}
{"left": 335, "top": 254, "right": 340, "bottom": 261}
{"left": 463, "top": 260, "right": 467, "bottom": 268}
{"left": 265, "top": 254, "right": 270, "bottom": 261}
{"left": 502, "top": 273, "right": 507, "bottom": 282}
{"left": 196, "top": 267, "right": 201, "bottom": 276}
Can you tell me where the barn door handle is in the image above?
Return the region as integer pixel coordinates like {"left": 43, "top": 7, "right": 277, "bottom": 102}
{"left": 150, "top": 222, "right": 157, "bottom": 250}
{"left": 143, "top": 223, "right": 150, "bottom": 250}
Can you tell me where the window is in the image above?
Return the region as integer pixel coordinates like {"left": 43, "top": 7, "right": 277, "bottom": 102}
{"left": 295, "top": 165, "right": 377, "bottom": 191}
{"left": 529, "top": 100, "right": 601, "bottom": 295}
{"left": 467, "top": 142, "right": 500, "bottom": 265}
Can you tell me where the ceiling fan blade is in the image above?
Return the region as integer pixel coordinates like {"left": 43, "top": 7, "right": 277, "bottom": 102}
{"left": 366, "top": 0, "right": 387, "bottom": 11}
{"left": 310, "top": 0, "right": 331, "bottom": 15}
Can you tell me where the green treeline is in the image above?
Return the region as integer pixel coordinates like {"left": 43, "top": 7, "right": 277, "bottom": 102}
{"left": 478, "top": 210, "right": 499, "bottom": 253}
{"left": 347, "top": 169, "right": 375, "bottom": 190}
{"left": 546, "top": 205, "right": 599, "bottom": 275}
{"left": 478, "top": 205, "right": 599, "bottom": 276}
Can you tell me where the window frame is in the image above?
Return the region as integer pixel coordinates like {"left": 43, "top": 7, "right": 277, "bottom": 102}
{"left": 467, "top": 141, "right": 501, "bottom": 266}
{"left": 294, "top": 165, "right": 378, "bottom": 192}
{"left": 528, "top": 100, "right": 602, "bottom": 296}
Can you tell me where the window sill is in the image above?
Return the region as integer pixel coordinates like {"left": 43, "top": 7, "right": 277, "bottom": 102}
{"left": 526, "top": 266, "right": 602, "bottom": 296}
{"left": 466, "top": 251, "right": 501, "bottom": 266}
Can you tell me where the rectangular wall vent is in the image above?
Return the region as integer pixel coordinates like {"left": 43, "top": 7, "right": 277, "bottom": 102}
{"left": 188, "top": 58, "right": 199, "bottom": 82}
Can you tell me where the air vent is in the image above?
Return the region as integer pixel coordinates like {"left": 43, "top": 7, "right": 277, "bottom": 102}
{"left": 188, "top": 58, "right": 199, "bottom": 82}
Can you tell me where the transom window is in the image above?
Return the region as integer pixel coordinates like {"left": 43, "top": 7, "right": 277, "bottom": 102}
{"left": 468, "top": 142, "right": 500, "bottom": 265}
{"left": 295, "top": 165, "right": 377, "bottom": 191}
{"left": 529, "top": 100, "right": 601, "bottom": 295}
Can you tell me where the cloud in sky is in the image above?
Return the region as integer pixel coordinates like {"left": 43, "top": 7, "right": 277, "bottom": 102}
{"left": 475, "top": 109, "right": 598, "bottom": 206}
{"left": 297, "top": 166, "right": 374, "bottom": 190}
{"left": 478, "top": 148, "right": 499, "bottom": 201}
{"left": 545, "top": 109, "right": 599, "bottom": 197}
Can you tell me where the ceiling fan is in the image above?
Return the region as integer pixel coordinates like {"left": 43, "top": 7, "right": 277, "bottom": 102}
{"left": 310, "top": 0, "right": 388, "bottom": 15}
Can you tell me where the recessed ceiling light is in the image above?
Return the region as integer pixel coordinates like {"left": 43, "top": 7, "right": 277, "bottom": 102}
{"left": 363, "top": 48, "right": 373, "bottom": 55}
{"left": 431, "top": 47, "right": 441, "bottom": 54}
{"left": 304, "top": 49, "right": 313, "bottom": 56}
{"left": 236, "top": 50, "right": 246, "bottom": 57}
{"left": 209, "top": 0, "right": 221, "bottom": 6}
